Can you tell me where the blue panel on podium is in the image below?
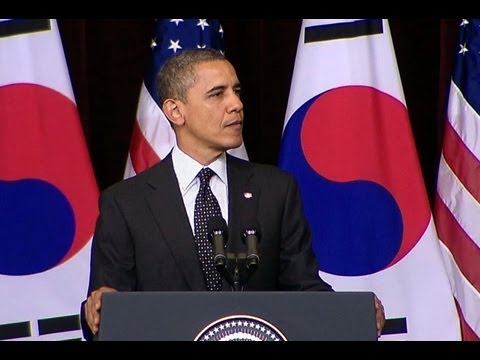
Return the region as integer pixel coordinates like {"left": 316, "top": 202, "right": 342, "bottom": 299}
{"left": 98, "top": 291, "right": 377, "bottom": 341}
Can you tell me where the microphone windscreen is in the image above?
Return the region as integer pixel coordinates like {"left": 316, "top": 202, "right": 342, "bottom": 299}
{"left": 207, "top": 216, "right": 228, "bottom": 236}
{"left": 241, "top": 218, "right": 262, "bottom": 241}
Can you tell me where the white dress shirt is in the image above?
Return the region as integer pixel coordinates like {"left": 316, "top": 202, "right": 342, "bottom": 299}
{"left": 171, "top": 145, "right": 229, "bottom": 233}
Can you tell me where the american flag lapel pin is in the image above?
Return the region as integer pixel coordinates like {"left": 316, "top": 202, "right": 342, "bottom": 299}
{"left": 243, "top": 192, "right": 253, "bottom": 199}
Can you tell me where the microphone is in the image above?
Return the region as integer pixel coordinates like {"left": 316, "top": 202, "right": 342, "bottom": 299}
{"left": 242, "top": 219, "right": 261, "bottom": 270}
{"left": 207, "top": 216, "right": 229, "bottom": 270}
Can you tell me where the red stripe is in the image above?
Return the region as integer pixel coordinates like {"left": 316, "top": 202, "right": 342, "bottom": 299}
{"left": 455, "top": 299, "right": 480, "bottom": 341}
{"left": 129, "top": 119, "right": 161, "bottom": 175}
{"left": 443, "top": 121, "right": 480, "bottom": 203}
{"left": 437, "top": 119, "right": 480, "bottom": 340}
{"left": 434, "top": 194, "right": 480, "bottom": 294}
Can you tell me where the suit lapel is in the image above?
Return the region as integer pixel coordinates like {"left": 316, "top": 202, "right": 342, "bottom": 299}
{"left": 227, "top": 155, "right": 259, "bottom": 254}
{"left": 142, "top": 156, "right": 206, "bottom": 290}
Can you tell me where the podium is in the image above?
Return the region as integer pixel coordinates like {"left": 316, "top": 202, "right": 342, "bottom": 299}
{"left": 97, "top": 291, "right": 377, "bottom": 341}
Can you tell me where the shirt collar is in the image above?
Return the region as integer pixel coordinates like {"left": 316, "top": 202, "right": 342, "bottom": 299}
{"left": 172, "top": 145, "right": 228, "bottom": 192}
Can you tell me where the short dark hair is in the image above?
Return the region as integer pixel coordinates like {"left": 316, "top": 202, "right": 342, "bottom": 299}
{"left": 157, "top": 48, "right": 227, "bottom": 105}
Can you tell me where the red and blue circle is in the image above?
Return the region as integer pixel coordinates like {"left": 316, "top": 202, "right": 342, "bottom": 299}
{"left": 279, "top": 86, "right": 430, "bottom": 276}
{"left": 0, "top": 83, "right": 98, "bottom": 276}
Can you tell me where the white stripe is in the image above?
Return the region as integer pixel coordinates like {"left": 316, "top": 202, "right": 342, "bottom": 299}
{"left": 447, "top": 82, "right": 480, "bottom": 163}
{"left": 437, "top": 154, "right": 480, "bottom": 248}
{"left": 136, "top": 83, "right": 176, "bottom": 160}
{"left": 123, "top": 154, "right": 136, "bottom": 179}
{"left": 440, "top": 242, "right": 480, "bottom": 335}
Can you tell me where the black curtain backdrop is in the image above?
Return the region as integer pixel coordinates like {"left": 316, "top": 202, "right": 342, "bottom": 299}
{"left": 57, "top": 19, "right": 460, "bottom": 207}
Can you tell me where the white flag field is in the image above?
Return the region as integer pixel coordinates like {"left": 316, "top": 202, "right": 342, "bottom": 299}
{"left": 278, "top": 19, "right": 460, "bottom": 340}
{"left": 0, "top": 19, "right": 98, "bottom": 340}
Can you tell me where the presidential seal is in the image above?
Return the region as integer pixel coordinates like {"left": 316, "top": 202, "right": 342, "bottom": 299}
{"left": 194, "top": 314, "right": 287, "bottom": 341}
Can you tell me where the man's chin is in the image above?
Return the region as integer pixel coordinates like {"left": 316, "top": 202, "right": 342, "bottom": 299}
{"left": 224, "top": 140, "right": 243, "bottom": 151}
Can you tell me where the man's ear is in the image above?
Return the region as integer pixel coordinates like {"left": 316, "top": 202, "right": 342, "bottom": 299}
{"left": 162, "top": 99, "right": 184, "bottom": 126}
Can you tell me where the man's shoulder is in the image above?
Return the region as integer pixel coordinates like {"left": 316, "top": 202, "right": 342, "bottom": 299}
{"left": 227, "top": 154, "right": 294, "bottom": 181}
{"left": 101, "top": 161, "right": 169, "bottom": 196}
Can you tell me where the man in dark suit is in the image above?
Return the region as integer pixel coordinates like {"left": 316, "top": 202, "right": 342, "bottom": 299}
{"left": 82, "top": 48, "right": 385, "bottom": 340}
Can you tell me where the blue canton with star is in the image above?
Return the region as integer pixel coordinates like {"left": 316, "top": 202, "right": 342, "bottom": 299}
{"left": 453, "top": 19, "right": 480, "bottom": 113}
{"left": 144, "top": 18, "right": 225, "bottom": 103}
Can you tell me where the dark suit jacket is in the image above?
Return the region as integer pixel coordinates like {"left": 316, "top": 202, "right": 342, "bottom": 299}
{"left": 81, "top": 154, "right": 332, "bottom": 339}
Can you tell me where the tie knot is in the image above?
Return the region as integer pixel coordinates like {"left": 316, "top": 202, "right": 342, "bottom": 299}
{"left": 198, "top": 167, "right": 215, "bottom": 187}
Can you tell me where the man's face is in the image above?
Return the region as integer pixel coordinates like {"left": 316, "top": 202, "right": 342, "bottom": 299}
{"left": 177, "top": 60, "right": 244, "bottom": 156}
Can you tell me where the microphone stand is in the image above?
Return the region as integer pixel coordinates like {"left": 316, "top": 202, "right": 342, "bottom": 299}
{"left": 223, "top": 253, "right": 257, "bottom": 291}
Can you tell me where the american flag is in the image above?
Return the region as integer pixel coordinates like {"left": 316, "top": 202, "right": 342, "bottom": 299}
{"left": 124, "top": 18, "right": 248, "bottom": 178}
{"left": 434, "top": 18, "right": 480, "bottom": 340}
